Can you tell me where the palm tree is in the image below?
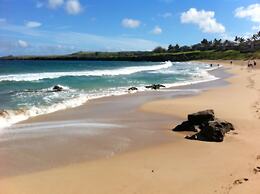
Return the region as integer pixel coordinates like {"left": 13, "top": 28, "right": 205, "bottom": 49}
{"left": 240, "top": 37, "right": 245, "bottom": 43}
{"left": 252, "top": 34, "right": 258, "bottom": 41}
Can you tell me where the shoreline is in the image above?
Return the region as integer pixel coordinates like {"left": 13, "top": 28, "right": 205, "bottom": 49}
{"left": 0, "top": 60, "right": 260, "bottom": 193}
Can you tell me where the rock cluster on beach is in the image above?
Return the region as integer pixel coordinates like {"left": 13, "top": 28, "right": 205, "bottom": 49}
{"left": 173, "top": 109, "right": 235, "bottom": 142}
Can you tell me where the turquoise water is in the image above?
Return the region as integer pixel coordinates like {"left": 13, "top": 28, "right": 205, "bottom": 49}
{"left": 0, "top": 60, "right": 219, "bottom": 128}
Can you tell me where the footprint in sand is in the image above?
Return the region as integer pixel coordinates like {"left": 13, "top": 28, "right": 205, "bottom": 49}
{"left": 246, "top": 73, "right": 260, "bottom": 119}
{"left": 253, "top": 166, "right": 260, "bottom": 174}
{"left": 233, "top": 178, "right": 249, "bottom": 185}
{"left": 252, "top": 101, "right": 260, "bottom": 119}
{"left": 253, "top": 155, "right": 260, "bottom": 174}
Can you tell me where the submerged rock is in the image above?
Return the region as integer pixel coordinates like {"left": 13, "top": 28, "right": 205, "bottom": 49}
{"left": 53, "top": 85, "right": 63, "bottom": 92}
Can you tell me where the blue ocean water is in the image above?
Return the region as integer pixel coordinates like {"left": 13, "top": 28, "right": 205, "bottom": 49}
{"left": 0, "top": 60, "right": 219, "bottom": 128}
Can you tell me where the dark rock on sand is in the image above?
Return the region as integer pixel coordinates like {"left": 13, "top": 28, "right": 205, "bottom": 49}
{"left": 145, "top": 84, "right": 166, "bottom": 90}
{"left": 188, "top": 109, "right": 215, "bottom": 125}
{"left": 173, "top": 110, "right": 235, "bottom": 142}
{"left": 199, "top": 119, "right": 234, "bottom": 142}
{"left": 172, "top": 120, "right": 197, "bottom": 132}
{"left": 53, "top": 85, "right": 63, "bottom": 92}
{"left": 128, "top": 87, "right": 138, "bottom": 91}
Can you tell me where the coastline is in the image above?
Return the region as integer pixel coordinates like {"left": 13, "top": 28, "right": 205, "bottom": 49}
{"left": 0, "top": 60, "right": 260, "bottom": 194}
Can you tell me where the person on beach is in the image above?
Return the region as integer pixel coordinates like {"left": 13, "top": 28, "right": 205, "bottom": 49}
{"left": 248, "top": 60, "right": 253, "bottom": 68}
{"left": 230, "top": 61, "right": 232, "bottom": 65}
{"left": 254, "top": 60, "right": 256, "bottom": 67}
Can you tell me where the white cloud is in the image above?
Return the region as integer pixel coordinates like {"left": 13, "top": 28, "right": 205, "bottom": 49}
{"left": 235, "top": 4, "right": 260, "bottom": 23}
{"left": 48, "top": 0, "right": 64, "bottom": 9}
{"left": 151, "top": 26, "right": 162, "bottom": 35}
{"left": 25, "top": 21, "right": 42, "bottom": 28}
{"left": 181, "top": 8, "right": 225, "bottom": 33}
{"left": 252, "top": 25, "right": 260, "bottom": 31}
{"left": 122, "top": 18, "right": 141, "bottom": 28}
{"left": 18, "top": 40, "right": 29, "bottom": 48}
{"left": 0, "top": 22, "right": 43, "bottom": 37}
{"left": 36, "top": 1, "right": 43, "bottom": 8}
{"left": 66, "top": 0, "right": 82, "bottom": 15}
{"left": 159, "top": 12, "right": 172, "bottom": 18}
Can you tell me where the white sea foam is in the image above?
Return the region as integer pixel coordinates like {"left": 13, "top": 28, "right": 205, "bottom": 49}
{"left": 0, "top": 61, "right": 173, "bottom": 82}
{"left": 0, "top": 88, "right": 129, "bottom": 130}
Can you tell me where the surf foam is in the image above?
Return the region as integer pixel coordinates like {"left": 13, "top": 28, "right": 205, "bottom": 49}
{"left": 0, "top": 61, "right": 173, "bottom": 82}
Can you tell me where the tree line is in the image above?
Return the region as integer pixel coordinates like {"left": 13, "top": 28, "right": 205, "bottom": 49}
{"left": 153, "top": 31, "right": 260, "bottom": 53}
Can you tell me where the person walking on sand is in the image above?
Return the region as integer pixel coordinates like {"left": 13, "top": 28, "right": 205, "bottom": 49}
{"left": 253, "top": 60, "right": 256, "bottom": 67}
{"left": 248, "top": 60, "right": 253, "bottom": 68}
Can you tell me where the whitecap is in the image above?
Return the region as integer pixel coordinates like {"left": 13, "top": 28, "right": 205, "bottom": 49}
{"left": 0, "top": 61, "right": 173, "bottom": 82}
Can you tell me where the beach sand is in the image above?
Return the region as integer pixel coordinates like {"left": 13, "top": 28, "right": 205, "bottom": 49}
{"left": 0, "top": 60, "right": 260, "bottom": 194}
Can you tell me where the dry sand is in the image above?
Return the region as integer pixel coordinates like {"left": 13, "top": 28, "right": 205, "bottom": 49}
{"left": 0, "top": 60, "right": 260, "bottom": 194}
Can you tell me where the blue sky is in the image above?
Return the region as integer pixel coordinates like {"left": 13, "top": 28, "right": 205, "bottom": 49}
{"left": 0, "top": 0, "right": 260, "bottom": 55}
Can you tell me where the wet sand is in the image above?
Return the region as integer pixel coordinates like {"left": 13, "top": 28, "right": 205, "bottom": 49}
{"left": 0, "top": 60, "right": 260, "bottom": 194}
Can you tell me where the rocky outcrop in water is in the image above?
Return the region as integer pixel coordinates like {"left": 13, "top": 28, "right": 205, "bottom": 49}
{"left": 53, "top": 85, "right": 63, "bottom": 92}
{"left": 145, "top": 84, "right": 166, "bottom": 90}
{"left": 172, "top": 110, "right": 235, "bottom": 142}
{"left": 128, "top": 87, "right": 138, "bottom": 91}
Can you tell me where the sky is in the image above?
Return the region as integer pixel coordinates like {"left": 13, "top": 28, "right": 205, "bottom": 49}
{"left": 0, "top": 0, "right": 260, "bottom": 56}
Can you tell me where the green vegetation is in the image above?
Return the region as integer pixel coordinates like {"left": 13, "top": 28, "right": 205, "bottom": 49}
{"left": 1, "top": 31, "right": 260, "bottom": 62}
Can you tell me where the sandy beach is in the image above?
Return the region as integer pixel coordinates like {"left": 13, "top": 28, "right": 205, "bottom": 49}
{"left": 0, "top": 60, "right": 260, "bottom": 194}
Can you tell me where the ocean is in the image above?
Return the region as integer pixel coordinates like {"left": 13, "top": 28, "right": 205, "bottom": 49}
{"left": 0, "top": 60, "right": 219, "bottom": 129}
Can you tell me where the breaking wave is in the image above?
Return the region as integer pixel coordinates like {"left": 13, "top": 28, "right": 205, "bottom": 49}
{"left": 0, "top": 61, "right": 173, "bottom": 82}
